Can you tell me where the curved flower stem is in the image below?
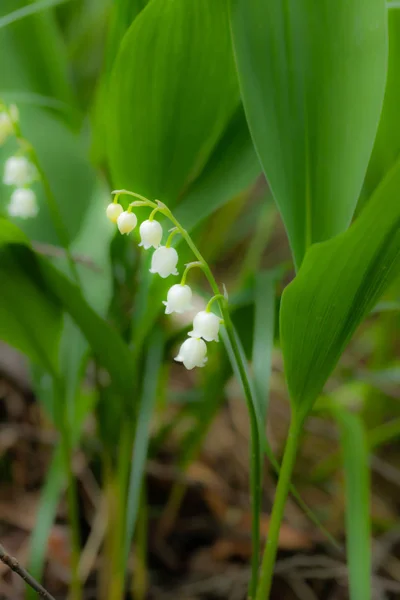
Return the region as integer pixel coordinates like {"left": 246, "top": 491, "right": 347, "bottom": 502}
{"left": 255, "top": 417, "right": 302, "bottom": 600}
{"left": 206, "top": 294, "right": 226, "bottom": 312}
{"left": 180, "top": 261, "right": 204, "bottom": 285}
{"left": 158, "top": 203, "right": 262, "bottom": 598}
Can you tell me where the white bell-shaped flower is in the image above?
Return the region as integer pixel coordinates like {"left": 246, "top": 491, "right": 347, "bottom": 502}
{"left": 189, "top": 310, "right": 221, "bottom": 342}
{"left": 117, "top": 210, "right": 137, "bottom": 234}
{"left": 106, "top": 202, "right": 123, "bottom": 223}
{"left": 3, "top": 156, "right": 37, "bottom": 186}
{"left": 0, "top": 112, "right": 13, "bottom": 145}
{"left": 163, "top": 284, "right": 192, "bottom": 314}
{"left": 150, "top": 246, "right": 179, "bottom": 278}
{"left": 175, "top": 337, "right": 207, "bottom": 370}
{"left": 8, "top": 188, "right": 38, "bottom": 219}
{"left": 139, "top": 219, "right": 163, "bottom": 249}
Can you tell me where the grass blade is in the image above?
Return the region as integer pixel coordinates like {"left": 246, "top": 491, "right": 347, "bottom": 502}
{"left": 331, "top": 408, "right": 371, "bottom": 600}
{"left": 0, "top": 0, "right": 74, "bottom": 30}
{"left": 124, "top": 330, "right": 164, "bottom": 562}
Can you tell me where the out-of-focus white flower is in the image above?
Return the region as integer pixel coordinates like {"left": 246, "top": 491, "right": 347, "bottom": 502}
{"left": 117, "top": 210, "right": 137, "bottom": 234}
{"left": 189, "top": 310, "right": 221, "bottom": 342}
{"left": 0, "top": 113, "right": 13, "bottom": 145}
{"left": 139, "top": 219, "right": 163, "bottom": 249}
{"left": 174, "top": 337, "right": 207, "bottom": 370}
{"left": 3, "top": 156, "right": 37, "bottom": 186}
{"left": 163, "top": 284, "right": 192, "bottom": 314}
{"left": 106, "top": 202, "right": 123, "bottom": 223}
{"left": 149, "top": 246, "right": 178, "bottom": 278}
{"left": 8, "top": 188, "right": 38, "bottom": 219}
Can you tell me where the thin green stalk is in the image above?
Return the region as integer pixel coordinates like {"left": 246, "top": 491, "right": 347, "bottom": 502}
{"left": 161, "top": 204, "right": 262, "bottom": 598}
{"left": 255, "top": 417, "right": 302, "bottom": 600}
{"left": 116, "top": 191, "right": 262, "bottom": 597}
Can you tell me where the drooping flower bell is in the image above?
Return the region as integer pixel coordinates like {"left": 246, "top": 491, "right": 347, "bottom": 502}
{"left": 189, "top": 310, "right": 221, "bottom": 342}
{"left": 139, "top": 219, "right": 163, "bottom": 249}
{"left": 3, "top": 156, "right": 37, "bottom": 187}
{"left": 8, "top": 188, "right": 38, "bottom": 219}
{"left": 163, "top": 284, "right": 192, "bottom": 314}
{"left": 106, "top": 202, "right": 123, "bottom": 223}
{"left": 117, "top": 210, "right": 137, "bottom": 234}
{"left": 150, "top": 246, "right": 179, "bottom": 278}
{"left": 174, "top": 337, "right": 207, "bottom": 370}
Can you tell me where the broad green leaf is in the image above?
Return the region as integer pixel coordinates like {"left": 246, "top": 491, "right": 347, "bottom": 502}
{"left": 230, "top": 0, "right": 388, "bottom": 267}
{"left": 37, "top": 255, "right": 134, "bottom": 395}
{"left": 107, "top": 0, "right": 239, "bottom": 205}
{"left": 0, "top": 219, "right": 29, "bottom": 245}
{"left": 0, "top": 246, "right": 61, "bottom": 375}
{"left": 174, "top": 106, "right": 260, "bottom": 230}
{"left": 364, "top": 8, "right": 400, "bottom": 200}
{"left": 280, "top": 158, "right": 400, "bottom": 422}
{"left": 331, "top": 408, "right": 371, "bottom": 600}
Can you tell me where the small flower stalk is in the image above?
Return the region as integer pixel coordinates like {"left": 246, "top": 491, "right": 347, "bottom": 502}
{"left": 106, "top": 189, "right": 226, "bottom": 369}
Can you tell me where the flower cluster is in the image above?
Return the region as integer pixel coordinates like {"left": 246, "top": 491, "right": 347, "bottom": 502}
{"left": 106, "top": 197, "right": 223, "bottom": 369}
{"left": 1, "top": 104, "right": 39, "bottom": 219}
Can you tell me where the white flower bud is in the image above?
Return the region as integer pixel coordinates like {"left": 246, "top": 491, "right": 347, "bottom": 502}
{"left": 106, "top": 202, "right": 123, "bottom": 223}
{"left": 163, "top": 284, "right": 192, "bottom": 314}
{"left": 139, "top": 219, "right": 163, "bottom": 249}
{"left": 149, "top": 246, "right": 179, "bottom": 278}
{"left": 174, "top": 337, "right": 207, "bottom": 370}
{"left": 8, "top": 188, "right": 38, "bottom": 219}
{"left": 189, "top": 310, "right": 221, "bottom": 342}
{"left": 117, "top": 210, "right": 137, "bottom": 234}
{"left": 3, "top": 156, "right": 37, "bottom": 187}
{"left": 0, "top": 112, "right": 13, "bottom": 145}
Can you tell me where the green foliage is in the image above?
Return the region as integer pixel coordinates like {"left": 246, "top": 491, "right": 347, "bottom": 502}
{"left": 0, "top": 245, "right": 61, "bottom": 374}
{"left": 107, "top": 0, "right": 239, "bottom": 204}
{"left": 230, "top": 0, "right": 388, "bottom": 267}
{"left": 280, "top": 158, "right": 400, "bottom": 421}
{"left": 331, "top": 408, "right": 371, "bottom": 600}
{"left": 364, "top": 8, "right": 400, "bottom": 200}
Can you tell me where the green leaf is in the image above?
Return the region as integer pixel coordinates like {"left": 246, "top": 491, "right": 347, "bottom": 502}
{"left": 331, "top": 408, "right": 371, "bottom": 600}
{"left": 0, "top": 245, "right": 61, "bottom": 375}
{"left": 26, "top": 447, "right": 64, "bottom": 598}
{"left": 280, "top": 157, "right": 400, "bottom": 421}
{"left": 37, "top": 255, "right": 134, "bottom": 395}
{"left": 107, "top": 0, "right": 239, "bottom": 204}
{"left": 230, "top": 0, "right": 388, "bottom": 267}
{"left": 364, "top": 8, "right": 400, "bottom": 200}
{"left": 0, "top": 219, "right": 29, "bottom": 245}
{"left": 0, "top": 0, "right": 76, "bottom": 108}
{"left": 0, "top": 0, "right": 73, "bottom": 30}
{"left": 174, "top": 106, "right": 260, "bottom": 230}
